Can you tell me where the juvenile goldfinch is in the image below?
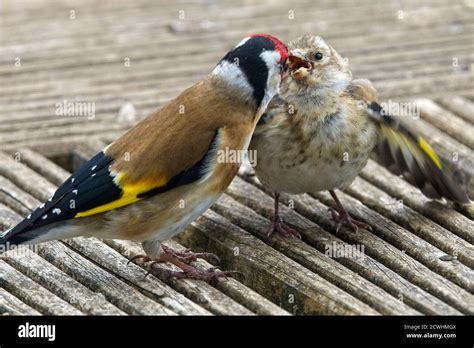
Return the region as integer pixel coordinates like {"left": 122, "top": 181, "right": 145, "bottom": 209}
{"left": 0, "top": 34, "right": 288, "bottom": 281}
{"left": 250, "top": 35, "right": 469, "bottom": 236}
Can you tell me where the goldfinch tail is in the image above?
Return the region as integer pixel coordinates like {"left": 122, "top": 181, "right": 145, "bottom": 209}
{"left": 0, "top": 227, "right": 13, "bottom": 253}
{"left": 0, "top": 220, "right": 82, "bottom": 254}
{"left": 0, "top": 223, "right": 47, "bottom": 252}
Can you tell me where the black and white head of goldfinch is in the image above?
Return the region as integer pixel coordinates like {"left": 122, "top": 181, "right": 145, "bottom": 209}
{"left": 250, "top": 34, "right": 470, "bottom": 237}
{"left": 1, "top": 34, "right": 288, "bottom": 281}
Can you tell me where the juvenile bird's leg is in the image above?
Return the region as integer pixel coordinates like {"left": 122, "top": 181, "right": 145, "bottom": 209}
{"left": 267, "top": 192, "right": 301, "bottom": 238}
{"left": 328, "top": 190, "right": 372, "bottom": 232}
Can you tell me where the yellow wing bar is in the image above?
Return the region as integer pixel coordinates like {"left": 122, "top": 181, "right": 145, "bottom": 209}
{"left": 75, "top": 173, "right": 167, "bottom": 218}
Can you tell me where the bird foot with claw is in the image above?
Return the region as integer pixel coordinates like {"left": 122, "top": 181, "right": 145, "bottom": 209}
{"left": 161, "top": 245, "right": 221, "bottom": 264}
{"left": 127, "top": 254, "right": 152, "bottom": 265}
{"left": 160, "top": 266, "right": 244, "bottom": 283}
{"left": 128, "top": 246, "right": 220, "bottom": 266}
{"left": 130, "top": 247, "right": 242, "bottom": 284}
{"left": 267, "top": 219, "right": 301, "bottom": 239}
{"left": 328, "top": 208, "right": 372, "bottom": 233}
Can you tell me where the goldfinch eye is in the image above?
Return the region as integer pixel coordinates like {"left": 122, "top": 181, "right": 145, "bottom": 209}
{"left": 314, "top": 52, "right": 323, "bottom": 60}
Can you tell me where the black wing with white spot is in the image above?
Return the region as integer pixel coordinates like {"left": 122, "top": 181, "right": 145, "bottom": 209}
{"left": 1, "top": 131, "right": 222, "bottom": 246}
{"left": 0, "top": 151, "right": 121, "bottom": 244}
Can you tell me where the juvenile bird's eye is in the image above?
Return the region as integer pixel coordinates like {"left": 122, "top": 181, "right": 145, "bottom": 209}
{"left": 314, "top": 52, "right": 323, "bottom": 60}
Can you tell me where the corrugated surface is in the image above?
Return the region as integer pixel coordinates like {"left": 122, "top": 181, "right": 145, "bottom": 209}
{"left": 0, "top": 0, "right": 473, "bottom": 315}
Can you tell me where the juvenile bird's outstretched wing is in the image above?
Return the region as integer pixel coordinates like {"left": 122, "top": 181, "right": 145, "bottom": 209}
{"left": 349, "top": 79, "right": 470, "bottom": 204}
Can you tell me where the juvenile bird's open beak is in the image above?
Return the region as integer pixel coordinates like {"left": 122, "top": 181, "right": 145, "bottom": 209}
{"left": 287, "top": 52, "right": 312, "bottom": 81}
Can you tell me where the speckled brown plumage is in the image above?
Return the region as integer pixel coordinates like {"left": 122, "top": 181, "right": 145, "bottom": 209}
{"left": 250, "top": 35, "right": 469, "bottom": 234}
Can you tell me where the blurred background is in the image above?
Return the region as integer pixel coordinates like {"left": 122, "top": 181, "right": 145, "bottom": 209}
{"left": 0, "top": 0, "right": 473, "bottom": 317}
{"left": 1, "top": 0, "right": 473, "bottom": 157}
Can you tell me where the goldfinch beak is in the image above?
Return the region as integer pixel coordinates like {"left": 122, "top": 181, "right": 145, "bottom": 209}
{"left": 287, "top": 52, "right": 312, "bottom": 80}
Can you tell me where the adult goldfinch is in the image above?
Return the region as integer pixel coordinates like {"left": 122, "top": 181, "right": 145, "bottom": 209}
{"left": 250, "top": 35, "right": 469, "bottom": 236}
{"left": 0, "top": 34, "right": 288, "bottom": 281}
